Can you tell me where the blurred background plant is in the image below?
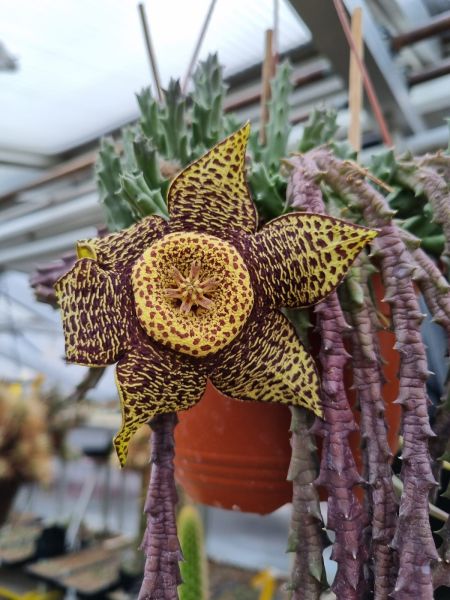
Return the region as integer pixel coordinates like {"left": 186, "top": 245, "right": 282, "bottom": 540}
{"left": 178, "top": 504, "right": 208, "bottom": 600}
{"left": 0, "top": 379, "right": 53, "bottom": 524}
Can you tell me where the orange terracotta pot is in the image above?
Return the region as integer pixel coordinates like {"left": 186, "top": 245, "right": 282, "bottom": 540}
{"left": 175, "top": 275, "right": 401, "bottom": 515}
{"left": 174, "top": 381, "right": 293, "bottom": 515}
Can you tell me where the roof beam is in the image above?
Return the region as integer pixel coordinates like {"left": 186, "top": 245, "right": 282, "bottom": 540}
{"left": 0, "top": 147, "right": 56, "bottom": 169}
{"left": 0, "top": 227, "right": 95, "bottom": 270}
{"left": 287, "top": 0, "right": 425, "bottom": 134}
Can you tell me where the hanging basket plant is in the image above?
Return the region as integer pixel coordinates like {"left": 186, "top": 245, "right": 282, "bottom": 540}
{"left": 30, "top": 55, "right": 450, "bottom": 599}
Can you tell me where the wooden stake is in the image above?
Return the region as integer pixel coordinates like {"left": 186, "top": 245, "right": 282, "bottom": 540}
{"left": 333, "top": 0, "right": 392, "bottom": 147}
{"left": 259, "top": 29, "right": 276, "bottom": 146}
{"left": 182, "top": 0, "right": 218, "bottom": 94}
{"left": 138, "top": 2, "right": 163, "bottom": 103}
{"left": 348, "top": 7, "right": 363, "bottom": 152}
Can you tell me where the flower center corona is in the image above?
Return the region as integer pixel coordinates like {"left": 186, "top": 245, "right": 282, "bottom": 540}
{"left": 164, "top": 262, "right": 219, "bottom": 313}
{"left": 131, "top": 232, "right": 254, "bottom": 357}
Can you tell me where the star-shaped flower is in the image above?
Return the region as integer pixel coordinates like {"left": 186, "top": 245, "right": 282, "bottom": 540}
{"left": 55, "top": 124, "right": 377, "bottom": 466}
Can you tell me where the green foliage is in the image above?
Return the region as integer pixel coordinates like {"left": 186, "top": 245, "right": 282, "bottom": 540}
{"left": 132, "top": 133, "right": 167, "bottom": 194}
{"left": 136, "top": 87, "right": 165, "bottom": 149}
{"left": 98, "top": 54, "right": 235, "bottom": 231}
{"left": 262, "top": 61, "right": 293, "bottom": 171}
{"left": 370, "top": 149, "right": 397, "bottom": 182}
{"left": 248, "top": 163, "right": 286, "bottom": 221}
{"left": 97, "top": 54, "right": 305, "bottom": 230}
{"left": 298, "top": 108, "right": 355, "bottom": 159}
{"left": 191, "top": 53, "right": 228, "bottom": 154}
{"left": 371, "top": 151, "right": 444, "bottom": 257}
{"left": 160, "top": 79, "right": 190, "bottom": 164}
{"left": 178, "top": 505, "right": 208, "bottom": 600}
{"left": 95, "top": 138, "right": 135, "bottom": 231}
{"left": 119, "top": 172, "right": 169, "bottom": 220}
{"left": 247, "top": 61, "right": 294, "bottom": 222}
{"left": 298, "top": 108, "right": 339, "bottom": 152}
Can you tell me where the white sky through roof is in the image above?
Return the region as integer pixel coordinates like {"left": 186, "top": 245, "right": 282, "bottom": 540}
{"left": 0, "top": 0, "right": 309, "bottom": 156}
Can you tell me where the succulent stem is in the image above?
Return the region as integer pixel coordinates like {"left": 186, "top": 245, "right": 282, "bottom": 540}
{"left": 287, "top": 406, "right": 325, "bottom": 599}
{"left": 306, "top": 149, "right": 438, "bottom": 600}
{"left": 139, "top": 413, "right": 182, "bottom": 600}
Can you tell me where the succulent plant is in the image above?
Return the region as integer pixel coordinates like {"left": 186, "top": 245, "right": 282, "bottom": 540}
{"left": 177, "top": 505, "right": 208, "bottom": 600}
{"left": 30, "top": 53, "right": 450, "bottom": 600}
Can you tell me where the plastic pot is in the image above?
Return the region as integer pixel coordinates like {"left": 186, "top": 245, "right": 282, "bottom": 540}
{"left": 174, "top": 381, "right": 293, "bottom": 515}
{"left": 174, "top": 275, "right": 401, "bottom": 514}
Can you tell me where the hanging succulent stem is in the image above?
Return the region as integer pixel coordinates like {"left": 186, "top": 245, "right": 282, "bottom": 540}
{"left": 344, "top": 257, "right": 398, "bottom": 599}
{"left": 313, "top": 294, "right": 367, "bottom": 599}
{"left": 300, "top": 149, "right": 439, "bottom": 599}
{"left": 287, "top": 160, "right": 367, "bottom": 599}
{"left": 139, "top": 413, "right": 182, "bottom": 600}
{"left": 400, "top": 236, "right": 450, "bottom": 479}
{"left": 287, "top": 406, "right": 325, "bottom": 599}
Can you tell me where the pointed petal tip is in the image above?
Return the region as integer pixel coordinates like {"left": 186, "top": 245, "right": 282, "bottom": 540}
{"left": 167, "top": 122, "right": 257, "bottom": 235}
{"left": 252, "top": 213, "right": 378, "bottom": 310}
{"left": 77, "top": 241, "right": 97, "bottom": 260}
{"left": 113, "top": 433, "right": 128, "bottom": 468}
{"left": 314, "top": 405, "right": 324, "bottom": 419}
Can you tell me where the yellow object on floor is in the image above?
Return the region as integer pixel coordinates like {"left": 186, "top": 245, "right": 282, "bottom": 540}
{"left": 251, "top": 569, "right": 276, "bottom": 600}
{"left": 0, "top": 588, "right": 61, "bottom": 600}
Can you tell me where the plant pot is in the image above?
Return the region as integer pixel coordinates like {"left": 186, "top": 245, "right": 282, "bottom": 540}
{"left": 175, "top": 277, "right": 401, "bottom": 515}
{"left": 174, "top": 380, "right": 292, "bottom": 515}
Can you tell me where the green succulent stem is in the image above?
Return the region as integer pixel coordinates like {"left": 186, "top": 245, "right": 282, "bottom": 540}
{"left": 177, "top": 505, "right": 208, "bottom": 600}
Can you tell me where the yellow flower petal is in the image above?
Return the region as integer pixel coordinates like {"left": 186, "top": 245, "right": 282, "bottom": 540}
{"left": 250, "top": 213, "right": 377, "bottom": 308}
{"left": 55, "top": 259, "right": 128, "bottom": 366}
{"left": 113, "top": 343, "right": 207, "bottom": 466}
{"left": 168, "top": 123, "right": 257, "bottom": 236}
{"left": 77, "top": 215, "right": 167, "bottom": 269}
{"left": 211, "top": 309, "right": 322, "bottom": 416}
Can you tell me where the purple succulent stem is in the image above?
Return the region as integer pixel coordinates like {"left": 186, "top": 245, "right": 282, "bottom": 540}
{"left": 346, "top": 259, "right": 398, "bottom": 599}
{"left": 402, "top": 236, "right": 450, "bottom": 500}
{"left": 138, "top": 412, "right": 182, "bottom": 600}
{"left": 287, "top": 406, "right": 325, "bottom": 599}
{"left": 287, "top": 159, "right": 367, "bottom": 599}
{"left": 306, "top": 149, "right": 438, "bottom": 599}
{"left": 30, "top": 252, "right": 77, "bottom": 306}
{"left": 420, "top": 150, "right": 450, "bottom": 181}
{"left": 313, "top": 293, "right": 367, "bottom": 599}
{"left": 403, "top": 235, "right": 450, "bottom": 341}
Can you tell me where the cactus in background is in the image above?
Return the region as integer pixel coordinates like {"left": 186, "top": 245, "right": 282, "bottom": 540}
{"left": 96, "top": 55, "right": 293, "bottom": 231}
{"left": 191, "top": 53, "right": 228, "bottom": 153}
{"left": 248, "top": 61, "right": 293, "bottom": 221}
{"left": 96, "top": 138, "right": 135, "bottom": 231}
{"left": 97, "top": 55, "right": 232, "bottom": 233}
{"left": 262, "top": 61, "right": 292, "bottom": 171}
{"left": 177, "top": 505, "right": 208, "bottom": 600}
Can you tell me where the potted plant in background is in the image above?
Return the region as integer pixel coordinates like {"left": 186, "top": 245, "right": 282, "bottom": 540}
{"left": 0, "top": 380, "right": 53, "bottom": 525}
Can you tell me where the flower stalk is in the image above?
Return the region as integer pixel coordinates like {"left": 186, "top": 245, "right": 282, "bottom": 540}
{"left": 139, "top": 413, "right": 182, "bottom": 600}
